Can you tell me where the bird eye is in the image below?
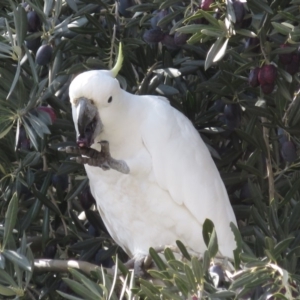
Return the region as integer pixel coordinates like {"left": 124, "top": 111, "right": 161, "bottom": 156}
{"left": 108, "top": 96, "right": 112, "bottom": 103}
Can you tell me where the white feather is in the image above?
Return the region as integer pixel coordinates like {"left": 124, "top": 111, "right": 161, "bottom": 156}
{"left": 69, "top": 70, "right": 237, "bottom": 259}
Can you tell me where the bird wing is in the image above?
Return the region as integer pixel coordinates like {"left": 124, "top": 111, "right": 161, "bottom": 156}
{"left": 140, "top": 96, "right": 237, "bottom": 257}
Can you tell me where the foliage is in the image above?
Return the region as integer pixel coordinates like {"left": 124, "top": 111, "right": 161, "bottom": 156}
{"left": 0, "top": 0, "right": 300, "bottom": 299}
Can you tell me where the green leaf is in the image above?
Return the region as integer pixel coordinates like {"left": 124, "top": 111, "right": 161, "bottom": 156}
{"left": 14, "top": 5, "right": 27, "bottom": 47}
{"left": 68, "top": 269, "right": 103, "bottom": 298}
{"left": 149, "top": 247, "right": 167, "bottom": 271}
{"left": 273, "top": 237, "right": 294, "bottom": 259}
{"left": 202, "top": 219, "right": 214, "bottom": 247}
{"left": 56, "top": 291, "right": 83, "bottom": 300}
{"left": 3, "top": 193, "right": 18, "bottom": 250}
{"left": 2, "top": 250, "right": 31, "bottom": 271}
{"left": 184, "top": 264, "right": 197, "bottom": 291}
{"left": 191, "top": 257, "right": 203, "bottom": 284}
{"left": 0, "top": 122, "right": 14, "bottom": 140}
{"left": 164, "top": 247, "right": 175, "bottom": 261}
{"left": 207, "top": 228, "right": 218, "bottom": 259}
{"left": 6, "top": 61, "right": 21, "bottom": 100}
{"left": 0, "top": 284, "right": 17, "bottom": 296}
{"left": 271, "top": 22, "right": 292, "bottom": 35}
{"left": 174, "top": 275, "right": 189, "bottom": 297}
{"left": 0, "top": 269, "right": 18, "bottom": 288}
{"left": 175, "top": 240, "right": 191, "bottom": 261}
{"left": 31, "top": 187, "right": 61, "bottom": 215}
{"left": 65, "top": 178, "right": 88, "bottom": 202}
{"left": 205, "top": 37, "right": 229, "bottom": 70}
{"left": 63, "top": 278, "right": 97, "bottom": 300}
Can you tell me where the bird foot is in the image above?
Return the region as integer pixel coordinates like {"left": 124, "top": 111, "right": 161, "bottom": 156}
{"left": 123, "top": 255, "right": 153, "bottom": 276}
{"left": 58, "top": 141, "right": 130, "bottom": 174}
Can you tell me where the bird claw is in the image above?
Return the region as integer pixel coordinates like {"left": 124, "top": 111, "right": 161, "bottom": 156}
{"left": 58, "top": 142, "right": 130, "bottom": 174}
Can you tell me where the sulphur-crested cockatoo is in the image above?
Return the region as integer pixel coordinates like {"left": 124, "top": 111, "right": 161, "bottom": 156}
{"left": 68, "top": 44, "right": 237, "bottom": 266}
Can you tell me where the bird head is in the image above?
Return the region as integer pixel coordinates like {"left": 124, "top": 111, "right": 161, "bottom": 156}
{"left": 69, "top": 44, "right": 124, "bottom": 148}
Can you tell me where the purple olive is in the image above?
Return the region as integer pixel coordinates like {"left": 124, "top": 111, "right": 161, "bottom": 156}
{"left": 261, "top": 83, "right": 275, "bottom": 94}
{"left": 143, "top": 29, "right": 165, "bottom": 44}
{"left": 245, "top": 37, "right": 259, "bottom": 52}
{"left": 240, "top": 183, "right": 251, "bottom": 200}
{"left": 95, "top": 249, "right": 114, "bottom": 268}
{"left": 212, "top": 99, "right": 225, "bottom": 112}
{"left": 27, "top": 11, "right": 40, "bottom": 32}
{"left": 25, "top": 37, "right": 41, "bottom": 52}
{"left": 161, "top": 34, "right": 179, "bottom": 50}
{"left": 232, "top": 0, "right": 245, "bottom": 26}
{"left": 36, "top": 44, "right": 52, "bottom": 65}
{"left": 277, "top": 128, "right": 288, "bottom": 145}
{"left": 43, "top": 244, "right": 57, "bottom": 259}
{"left": 51, "top": 173, "right": 68, "bottom": 191}
{"left": 279, "top": 44, "right": 293, "bottom": 65}
{"left": 79, "top": 186, "right": 96, "bottom": 210}
{"left": 150, "top": 10, "right": 169, "bottom": 29}
{"left": 285, "top": 54, "right": 300, "bottom": 75}
{"left": 174, "top": 32, "right": 189, "bottom": 46}
{"left": 88, "top": 224, "right": 99, "bottom": 237}
{"left": 258, "top": 64, "right": 277, "bottom": 85}
{"left": 281, "top": 140, "right": 297, "bottom": 162}
{"left": 118, "top": 0, "right": 134, "bottom": 18}
{"left": 248, "top": 67, "right": 260, "bottom": 87}
{"left": 200, "top": 0, "right": 214, "bottom": 10}
{"left": 224, "top": 104, "right": 241, "bottom": 129}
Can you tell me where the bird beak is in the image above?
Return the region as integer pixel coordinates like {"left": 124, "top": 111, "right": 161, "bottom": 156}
{"left": 76, "top": 97, "right": 98, "bottom": 148}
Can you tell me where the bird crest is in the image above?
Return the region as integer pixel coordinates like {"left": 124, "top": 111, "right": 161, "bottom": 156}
{"left": 111, "top": 43, "right": 124, "bottom": 78}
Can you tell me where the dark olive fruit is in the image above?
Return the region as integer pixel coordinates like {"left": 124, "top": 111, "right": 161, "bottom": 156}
{"left": 118, "top": 0, "right": 134, "bottom": 18}
{"left": 224, "top": 103, "right": 241, "bottom": 129}
{"left": 25, "top": 37, "right": 41, "bottom": 52}
{"left": 258, "top": 64, "right": 277, "bottom": 85}
{"left": 88, "top": 224, "right": 99, "bottom": 237}
{"left": 281, "top": 140, "right": 297, "bottom": 162}
{"left": 17, "top": 126, "right": 30, "bottom": 150}
{"left": 174, "top": 32, "right": 189, "bottom": 46}
{"left": 279, "top": 44, "right": 293, "bottom": 65}
{"left": 143, "top": 29, "right": 165, "bottom": 44}
{"left": 285, "top": 54, "right": 300, "bottom": 75}
{"left": 79, "top": 185, "right": 96, "bottom": 210}
{"left": 245, "top": 37, "right": 259, "bottom": 52}
{"left": 161, "top": 34, "right": 178, "bottom": 50}
{"left": 150, "top": 10, "right": 169, "bottom": 29}
{"left": 277, "top": 128, "right": 288, "bottom": 145}
{"left": 36, "top": 44, "right": 53, "bottom": 65}
{"left": 240, "top": 183, "right": 251, "bottom": 200}
{"left": 19, "top": 184, "right": 33, "bottom": 200}
{"left": 37, "top": 106, "right": 57, "bottom": 122}
{"left": 211, "top": 99, "right": 225, "bottom": 112}
{"left": 43, "top": 244, "right": 57, "bottom": 259}
{"left": 224, "top": 103, "right": 241, "bottom": 120}
{"left": 95, "top": 249, "right": 114, "bottom": 268}
{"left": 51, "top": 173, "right": 68, "bottom": 191}
{"left": 261, "top": 83, "right": 275, "bottom": 94}
{"left": 201, "top": 0, "right": 214, "bottom": 10}
{"left": 248, "top": 67, "right": 260, "bottom": 87}
{"left": 57, "top": 281, "right": 72, "bottom": 294}
{"left": 209, "top": 265, "right": 225, "bottom": 287}
{"left": 27, "top": 11, "right": 40, "bottom": 32}
{"left": 241, "top": 14, "right": 252, "bottom": 28}
{"left": 232, "top": 0, "right": 246, "bottom": 25}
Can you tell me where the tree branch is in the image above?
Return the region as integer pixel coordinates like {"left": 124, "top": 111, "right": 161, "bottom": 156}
{"left": 34, "top": 259, "right": 114, "bottom": 276}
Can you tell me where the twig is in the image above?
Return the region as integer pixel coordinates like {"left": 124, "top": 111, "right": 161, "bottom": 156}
{"left": 48, "top": 188, "right": 68, "bottom": 236}
{"left": 262, "top": 117, "right": 275, "bottom": 204}
{"left": 33, "top": 259, "right": 114, "bottom": 276}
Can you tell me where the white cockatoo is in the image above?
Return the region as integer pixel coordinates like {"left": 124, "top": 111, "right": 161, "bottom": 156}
{"left": 68, "top": 44, "right": 237, "bottom": 266}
